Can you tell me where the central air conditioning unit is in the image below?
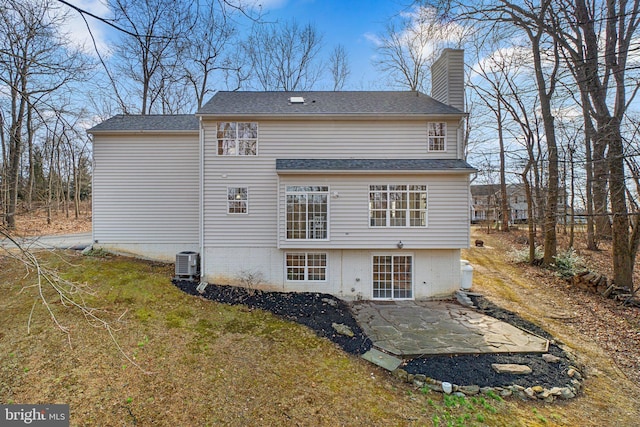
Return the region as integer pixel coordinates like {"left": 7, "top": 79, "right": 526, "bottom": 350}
{"left": 175, "top": 251, "right": 200, "bottom": 280}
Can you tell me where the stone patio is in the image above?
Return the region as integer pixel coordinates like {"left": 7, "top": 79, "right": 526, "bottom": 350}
{"left": 352, "top": 300, "right": 549, "bottom": 358}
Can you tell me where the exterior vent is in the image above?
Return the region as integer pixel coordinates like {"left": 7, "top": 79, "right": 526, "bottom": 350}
{"left": 288, "top": 96, "right": 305, "bottom": 104}
{"left": 175, "top": 251, "right": 200, "bottom": 280}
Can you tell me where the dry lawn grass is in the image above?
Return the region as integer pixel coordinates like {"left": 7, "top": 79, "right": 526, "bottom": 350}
{"left": 2, "top": 215, "right": 639, "bottom": 425}
{"left": 1, "top": 251, "right": 522, "bottom": 426}
{"left": 464, "top": 228, "right": 640, "bottom": 426}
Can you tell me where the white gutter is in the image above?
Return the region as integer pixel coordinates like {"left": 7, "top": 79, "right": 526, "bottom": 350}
{"left": 275, "top": 169, "right": 476, "bottom": 175}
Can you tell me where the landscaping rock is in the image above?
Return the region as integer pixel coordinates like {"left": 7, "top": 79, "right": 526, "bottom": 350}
{"left": 559, "top": 387, "right": 576, "bottom": 399}
{"left": 499, "top": 388, "right": 513, "bottom": 398}
{"left": 491, "top": 363, "right": 532, "bottom": 374}
{"left": 459, "top": 385, "right": 480, "bottom": 395}
{"left": 542, "top": 353, "right": 561, "bottom": 363}
{"left": 332, "top": 322, "right": 354, "bottom": 337}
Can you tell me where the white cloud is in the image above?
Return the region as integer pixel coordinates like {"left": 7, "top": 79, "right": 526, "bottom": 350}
{"left": 365, "top": 6, "right": 468, "bottom": 61}
{"left": 56, "top": 0, "right": 112, "bottom": 57}
{"left": 363, "top": 32, "right": 382, "bottom": 47}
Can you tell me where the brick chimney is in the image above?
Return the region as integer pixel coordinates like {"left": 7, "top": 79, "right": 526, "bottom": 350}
{"left": 431, "top": 49, "right": 465, "bottom": 112}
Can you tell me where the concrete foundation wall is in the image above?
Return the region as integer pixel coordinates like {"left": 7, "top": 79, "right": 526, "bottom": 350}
{"left": 202, "top": 247, "right": 461, "bottom": 300}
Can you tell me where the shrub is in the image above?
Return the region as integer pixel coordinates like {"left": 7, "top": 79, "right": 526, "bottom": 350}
{"left": 553, "top": 248, "right": 585, "bottom": 279}
{"left": 509, "top": 246, "right": 543, "bottom": 264}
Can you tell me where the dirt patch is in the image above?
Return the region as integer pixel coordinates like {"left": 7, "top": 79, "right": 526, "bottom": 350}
{"left": 8, "top": 205, "right": 91, "bottom": 237}
{"left": 174, "top": 280, "right": 575, "bottom": 390}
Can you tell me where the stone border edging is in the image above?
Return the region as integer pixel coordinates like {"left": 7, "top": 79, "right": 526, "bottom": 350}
{"left": 391, "top": 356, "right": 584, "bottom": 402}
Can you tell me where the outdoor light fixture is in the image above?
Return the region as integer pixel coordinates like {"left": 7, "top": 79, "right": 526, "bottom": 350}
{"left": 397, "top": 240, "right": 404, "bottom": 249}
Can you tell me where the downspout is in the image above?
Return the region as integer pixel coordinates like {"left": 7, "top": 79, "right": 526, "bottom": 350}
{"left": 199, "top": 117, "right": 205, "bottom": 282}
{"left": 90, "top": 134, "right": 96, "bottom": 247}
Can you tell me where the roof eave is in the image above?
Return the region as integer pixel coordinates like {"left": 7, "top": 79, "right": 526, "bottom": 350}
{"left": 195, "top": 112, "right": 467, "bottom": 120}
{"left": 276, "top": 168, "right": 476, "bottom": 175}
{"left": 87, "top": 129, "right": 199, "bottom": 135}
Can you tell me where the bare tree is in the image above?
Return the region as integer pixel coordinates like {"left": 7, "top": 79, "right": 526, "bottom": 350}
{"left": 374, "top": 5, "right": 467, "bottom": 92}
{"left": 436, "top": 0, "right": 640, "bottom": 289}
{"left": 183, "top": 2, "right": 248, "bottom": 109}
{"left": 329, "top": 45, "right": 350, "bottom": 91}
{"left": 245, "top": 19, "right": 323, "bottom": 91}
{"left": 0, "top": 0, "right": 86, "bottom": 229}
{"left": 545, "top": 0, "right": 640, "bottom": 290}
{"left": 109, "top": 0, "right": 195, "bottom": 114}
{"left": 470, "top": 44, "right": 518, "bottom": 232}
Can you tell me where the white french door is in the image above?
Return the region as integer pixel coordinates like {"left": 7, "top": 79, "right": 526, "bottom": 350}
{"left": 372, "top": 255, "right": 413, "bottom": 299}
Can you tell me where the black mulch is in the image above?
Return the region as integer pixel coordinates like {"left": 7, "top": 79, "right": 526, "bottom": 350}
{"left": 173, "top": 280, "right": 575, "bottom": 389}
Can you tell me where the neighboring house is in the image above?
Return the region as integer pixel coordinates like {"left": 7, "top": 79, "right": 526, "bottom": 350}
{"left": 470, "top": 184, "right": 499, "bottom": 223}
{"left": 471, "top": 183, "right": 529, "bottom": 224}
{"left": 88, "top": 49, "right": 475, "bottom": 300}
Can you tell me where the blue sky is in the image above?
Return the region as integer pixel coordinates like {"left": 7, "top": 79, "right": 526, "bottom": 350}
{"left": 62, "top": 0, "right": 415, "bottom": 90}
{"left": 259, "top": 0, "right": 411, "bottom": 88}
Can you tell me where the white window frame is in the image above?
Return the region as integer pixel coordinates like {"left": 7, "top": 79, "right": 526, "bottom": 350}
{"left": 372, "top": 254, "right": 414, "bottom": 300}
{"left": 285, "top": 186, "right": 329, "bottom": 240}
{"left": 427, "top": 122, "right": 446, "bottom": 152}
{"left": 285, "top": 252, "right": 328, "bottom": 282}
{"left": 217, "top": 122, "right": 258, "bottom": 156}
{"left": 227, "top": 186, "right": 248, "bottom": 214}
{"left": 368, "top": 185, "right": 428, "bottom": 228}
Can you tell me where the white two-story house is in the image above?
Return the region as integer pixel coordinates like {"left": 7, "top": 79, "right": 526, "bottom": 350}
{"left": 88, "top": 49, "right": 474, "bottom": 300}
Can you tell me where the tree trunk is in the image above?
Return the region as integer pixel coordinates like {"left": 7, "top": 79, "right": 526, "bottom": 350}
{"left": 497, "top": 101, "right": 510, "bottom": 232}
{"left": 569, "top": 147, "right": 575, "bottom": 248}
{"left": 581, "top": 96, "right": 597, "bottom": 250}
{"left": 592, "top": 137, "right": 611, "bottom": 240}
{"left": 607, "top": 119, "right": 634, "bottom": 291}
{"left": 530, "top": 37, "right": 559, "bottom": 265}
{"left": 522, "top": 162, "right": 536, "bottom": 264}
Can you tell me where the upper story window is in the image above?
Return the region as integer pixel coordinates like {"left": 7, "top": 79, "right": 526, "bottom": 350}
{"left": 427, "top": 122, "right": 446, "bottom": 152}
{"left": 286, "top": 186, "right": 328, "bottom": 240}
{"left": 217, "top": 122, "right": 257, "bottom": 155}
{"left": 369, "top": 185, "right": 427, "bottom": 227}
{"left": 227, "top": 187, "right": 248, "bottom": 214}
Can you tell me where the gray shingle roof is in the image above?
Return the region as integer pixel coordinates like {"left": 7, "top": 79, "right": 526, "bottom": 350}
{"left": 88, "top": 114, "right": 199, "bottom": 133}
{"left": 197, "top": 91, "right": 464, "bottom": 116}
{"left": 276, "top": 159, "right": 476, "bottom": 172}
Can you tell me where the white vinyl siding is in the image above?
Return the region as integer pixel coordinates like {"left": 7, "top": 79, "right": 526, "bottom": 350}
{"left": 201, "top": 119, "right": 466, "bottom": 251}
{"left": 277, "top": 174, "right": 470, "bottom": 250}
{"left": 203, "top": 123, "right": 275, "bottom": 248}
{"left": 431, "top": 49, "right": 465, "bottom": 111}
{"left": 92, "top": 133, "right": 199, "bottom": 245}
{"left": 228, "top": 120, "right": 460, "bottom": 158}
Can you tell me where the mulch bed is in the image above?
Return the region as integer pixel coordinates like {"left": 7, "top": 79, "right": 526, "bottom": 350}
{"left": 173, "top": 280, "right": 574, "bottom": 389}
